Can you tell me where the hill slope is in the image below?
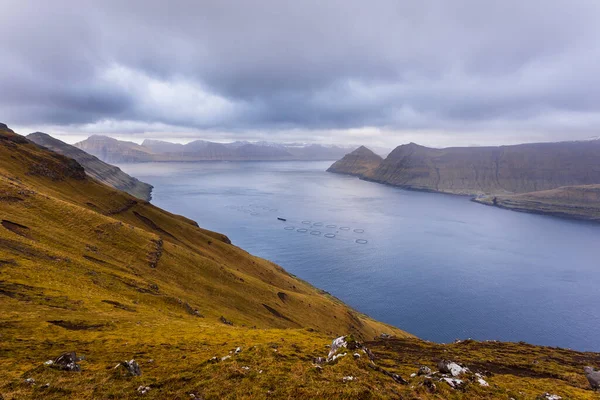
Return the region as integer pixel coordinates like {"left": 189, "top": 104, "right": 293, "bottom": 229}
{"left": 327, "top": 146, "right": 383, "bottom": 177}
{"left": 27, "top": 132, "right": 153, "bottom": 201}
{"left": 2, "top": 123, "right": 599, "bottom": 399}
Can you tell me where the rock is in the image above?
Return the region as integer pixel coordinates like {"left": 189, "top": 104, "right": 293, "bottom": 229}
{"left": 536, "top": 394, "right": 562, "bottom": 400}
{"left": 24, "top": 378, "right": 35, "bottom": 385}
{"left": 342, "top": 376, "right": 355, "bottom": 382}
{"left": 313, "top": 357, "right": 326, "bottom": 365}
{"left": 421, "top": 379, "right": 436, "bottom": 393}
{"left": 584, "top": 366, "right": 600, "bottom": 390}
{"left": 220, "top": 316, "right": 233, "bottom": 325}
{"left": 241, "top": 366, "right": 250, "bottom": 371}
{"left": 327, "top": 336, "right": 347, "bottom": 360}
{"left": 379, "top": 333, "right": 392, "bottom": 339}
{"left": 353, "top": 353, "right": 361, "bottom": 359}
{"left": 441, "top": 377, "right": 465, "bottom": 390}
{"left": 410, "top": 373, "right": 416, "bottom": 378}
{"left": 329, "top": 352, "right": 347, "bottom": 362}
{"left": 438, "top": 360, "right": 469, "bottom": 377}
{"left": 235, "top": 347, "right": 242, "bottom": 354}
{"left": 221, "top": 355, "right": 231, "bottom": 362}
{"left": 116, "top": 359, "right": 142, "bottom": 376}
{"left": 208, "top": 357, "right": 219, "bottom": 363}
{"left": 53, "top": 352, "right": 82, "bottom": 372}
{"left": 137, "top": 386, "right": 151, "bottom": 395}
{"left": 418, "top": 365, "right": 432, "bottom": 376}
{"left": 44, "top": 360, "right": 54, "bottom": 366}
{"left": 475, "top": 373, "right": 489, "bottom": 387}
{"left": 41, "top": 383, "right": 50, "bottom": 389}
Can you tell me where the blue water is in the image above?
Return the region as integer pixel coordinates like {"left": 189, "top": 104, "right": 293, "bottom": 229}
{"left": 121, "top": 161, "right": 600, "bottom": 351}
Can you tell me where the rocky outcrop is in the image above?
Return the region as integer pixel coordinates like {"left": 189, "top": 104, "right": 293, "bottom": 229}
{"left": 326, "top": 146, "right": 383, "bottom": 177}
{"left": 28, "top": 133, "right": 153, "bottom": 201}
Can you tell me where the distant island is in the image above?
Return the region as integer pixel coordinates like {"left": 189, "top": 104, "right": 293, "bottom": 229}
{"left": 328, "top": 141, "right": 600, "bottom": 222}
{"left": 74, "top": 135, "right": 362, "bottom": 163}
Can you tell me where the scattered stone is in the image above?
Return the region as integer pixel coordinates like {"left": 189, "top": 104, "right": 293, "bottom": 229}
{"left": 342, "top": 376, "right": 355, "bottom": 382}
{"left": 221, "top": 355, "right": 231, "bottom": 362}
{"left": 24, "top": 378, "right": 35, "bottom": 385}
{"left": 220, "top": 316, "right": 233, "bottom": 325}
{"left": 235, "top": 347, "right": 242, "bottom": 354}
{"left": 410, "top": 373, "right": 416, "bottom": 378}
{"left": 584, "top": 366, "right": 600, "bottom": 390}
{"left": 353, "top": 353, "right": 361, "bottom": 359}
{"left": 313, "top": 357, "right": 326, "bottom": 365}
{"left": 327, "top": 336, "right": 347, "bottom": 360}
{"left": 115, "top": 359, "right": 142, "bottom": 376}
{"left": 208, "top": 357, "right": 219, "bottom": 363}
{"left": 475, "top": 373, "right": 489, "bottom": 387}
{"left": 53, "top": 352, "right": 83, "bottom": 372}
{"left": 438, "top": 360, "right": 469, "bottom": 377}
{"left": 314, "top": 365, "right": 323, "bottom": 372}
{"left": 418, "top": 365, "right": 432, "bottom": 376}
{"left": 330, "top": 352, "right": 347, "bottom": 362}
{"left": 242, "top": 366, "right": 250, "bottom": 371}
{"left": 536, "top": 394, "right": 562, "bottom": 400}
{"left": 147, "top": 359, "right": 154, "bottom": 364}
{"left": 44, "top": 360, "right": 54, "bottom": 366}
{"left": 367, "top": 363, "right": 408, "bottom": 384}
{"left": 41, "top": 383, "right": 50, "bottom": 389}
{"left": 441, "top": 377, "right": 465, "bottom": 390}
{"left": 137, "top": 385, "right": 151, "bottom": 395}
{"left": 380, "top": 333, "right": 392, "bottom": 339}
{"left": 259, "top": 370, "right": 263, "bottom": 374}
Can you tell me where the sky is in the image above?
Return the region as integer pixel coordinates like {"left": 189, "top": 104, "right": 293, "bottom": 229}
{"left": 2, "top": 0, "right": 600, "bottom": 148}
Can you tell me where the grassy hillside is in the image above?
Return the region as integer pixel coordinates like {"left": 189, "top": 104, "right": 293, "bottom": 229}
{"left": 1, "top": 124, "right": 599, "bottom": 399}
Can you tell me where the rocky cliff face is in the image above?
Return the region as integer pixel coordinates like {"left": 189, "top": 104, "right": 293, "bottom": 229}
{"left": 364, "top": 140, "right": 600, "bottom": 195}
{"left": 326, "top": 146, "right": 383, "bottom": 177}
{"left": 28, "top": 132, "right": 153, "bottom": 201}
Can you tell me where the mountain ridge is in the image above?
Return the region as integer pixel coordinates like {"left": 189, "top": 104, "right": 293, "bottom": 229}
{"left": 27, "top": 132, "right": 153, "bottom": 201}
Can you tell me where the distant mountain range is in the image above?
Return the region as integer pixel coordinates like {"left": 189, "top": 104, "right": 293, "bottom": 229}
{"left": 74, "top": 135, "right": 376, "bottom": 163}
{"left": 328, "top": 140, "right": 600, "bottom": 222}
{"left": 27, "top": 132, "right": 153, "bottom": 201}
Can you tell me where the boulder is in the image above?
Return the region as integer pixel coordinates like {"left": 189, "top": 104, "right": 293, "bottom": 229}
{"left": 327, "top": 336, "right": 347, "bottom": 361}
{"left": 536, "top": 394, "right": 562, "bottom": 400}
{"left": 584, "top": 366, "right": 600, "bottom": 390}
{"left": 438, "top": 360, "right": 469, "bottom": 376}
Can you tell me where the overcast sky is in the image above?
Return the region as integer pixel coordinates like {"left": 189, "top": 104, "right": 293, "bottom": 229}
{"left": 2, "top": 0, "right": 600, "bottom": 147}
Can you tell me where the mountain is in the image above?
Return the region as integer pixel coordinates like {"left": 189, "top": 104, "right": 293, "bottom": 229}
{"left": 327, "top": 146, "right": 383, "bottom": 177}
{"left": 328, "top": 141, "right": 600, "bottom": 222}
{"left": 75, "top": 135, "right": 155, "bottom": 163}
{"left": 27, "top": 132, "right": 153, "bottom": 201}
{"left": 76, "top": 136, "right": 355, "bottom": 162}
{"left": 2, "top": 122, "right": 599, "bottom": 398}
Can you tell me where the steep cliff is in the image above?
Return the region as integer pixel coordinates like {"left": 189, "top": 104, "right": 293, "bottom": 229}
{"left": 364, "top": 140, "right": 600, "bottom": 195}
{"left": 326, "top": 146, "right": 383, "bottom": 177}
{"left": 28, "top": 132, "right": 153, "bottom": 201}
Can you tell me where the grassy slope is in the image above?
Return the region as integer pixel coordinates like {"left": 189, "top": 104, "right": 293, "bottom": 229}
{"left": 1, "top": 126, "right": 599, "bottom": 399}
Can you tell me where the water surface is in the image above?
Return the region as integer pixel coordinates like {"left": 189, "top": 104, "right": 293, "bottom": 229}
{"left": 121, "top": 161, "right": 600, "bottom": 351}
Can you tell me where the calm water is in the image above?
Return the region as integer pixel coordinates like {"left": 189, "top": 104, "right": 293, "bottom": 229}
{"left": 121, "top": 161, "right": 600, "bottom": 351}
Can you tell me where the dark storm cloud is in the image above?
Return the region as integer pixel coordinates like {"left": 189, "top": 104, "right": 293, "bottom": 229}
{"left": 1, "top": 0, "right": 600, "bottom": 143}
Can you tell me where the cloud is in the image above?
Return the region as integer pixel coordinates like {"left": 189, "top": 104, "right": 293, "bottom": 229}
{"left": 1, "top": 0, "right": 600, "bottom": 146}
